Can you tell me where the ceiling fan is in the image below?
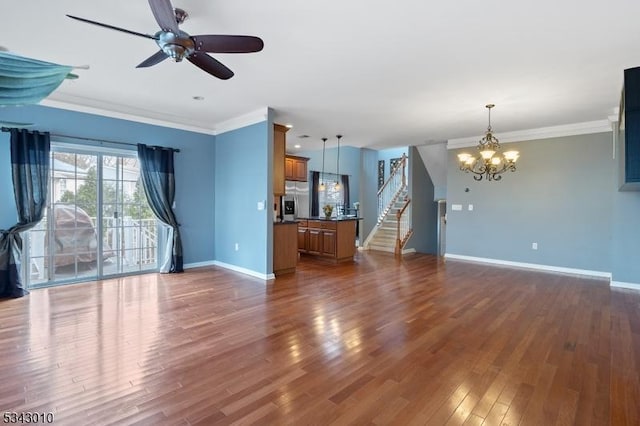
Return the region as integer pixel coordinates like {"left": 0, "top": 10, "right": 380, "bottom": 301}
{"left": 66, "top": 0, "right": 264, "bottom": 80}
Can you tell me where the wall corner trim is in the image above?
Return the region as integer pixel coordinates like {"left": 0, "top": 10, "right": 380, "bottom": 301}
{"left": 213, "top": 107, "right": 270, "bottom": 136}
{"left": 212, "top": 260, "right": 274, "bottom": 281}
{"left": 444, "top": 253, "right": 612, "bottom": 280}
{"left": 611, "top": 281, "right": 640, "bottom": 291}
{"left": 447, "top": 119, "right": 612, "bottom": 149}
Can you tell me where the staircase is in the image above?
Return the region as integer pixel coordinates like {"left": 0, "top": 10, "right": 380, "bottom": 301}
{"left": 367, "top": 187, "right": 410, "bottom": 253}
{"left": 364, "top": 154, "right": 413, "bottom": 255}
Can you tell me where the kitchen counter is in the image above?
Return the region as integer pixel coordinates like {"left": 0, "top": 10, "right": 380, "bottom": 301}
{"left": 297, "top": 216, "right": 363, "bottom": 222}
{"left": 274, "top": 220, "right": 300, "bottom": 225}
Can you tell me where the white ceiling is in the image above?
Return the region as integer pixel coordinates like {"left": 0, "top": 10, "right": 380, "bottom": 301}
{"left": 4, "top": 0, "right": 640, "bottom": 151}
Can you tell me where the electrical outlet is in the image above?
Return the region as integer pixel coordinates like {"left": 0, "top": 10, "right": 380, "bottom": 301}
{"left": 532, "top": 242, "right": 538, "bottom": 250}
{"left": 235, "top": 243, "right": 239, "bottom": 251}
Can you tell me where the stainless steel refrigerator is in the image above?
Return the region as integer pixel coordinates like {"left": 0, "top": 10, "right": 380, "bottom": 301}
{"left": 283, "top": 181, "right": 310, "bottom": 220}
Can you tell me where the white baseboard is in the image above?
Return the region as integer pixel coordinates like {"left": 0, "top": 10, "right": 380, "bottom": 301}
{"left": 184, "top": 260, "right": 217, "bottom": 269}
{"left": 444, "top": 253, "right": 612, "bottom": 280}
{"left": 212, "top": 260, "right": 275, "bottom": 281}
{"left": 611, "top": 281, "right": 640, "bottom": 291}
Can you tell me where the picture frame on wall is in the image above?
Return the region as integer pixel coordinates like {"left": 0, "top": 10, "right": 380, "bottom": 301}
{"left": 378, "top": 160, "right": 385, "bottom": 189}
{"left": 390, "top": 157, "right": 401, "bottom": 173}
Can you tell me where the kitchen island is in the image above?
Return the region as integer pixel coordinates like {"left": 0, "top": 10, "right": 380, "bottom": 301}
{"left": 297, "top": 217, "right": 362, "bottom": 263}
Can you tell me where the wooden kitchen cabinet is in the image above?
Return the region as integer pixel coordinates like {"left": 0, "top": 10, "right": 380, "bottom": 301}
{"left": 298, "top": 219, "right": 358, "bottom": 262}
{"left": 297, "top": 226, "right": 308, "bottom": 252}
{"left": 321, "top": 230, "right": 336, "bottom": 256}
{"left": 273, "top": 124, "right": 289, "bottom": 196}
{"left": 308, "top": 228, "right": 322, "bottom": 254}
{"left": 285, "top": 155, "right": 309, "bottom": 182}
{"left": 273, "top": 222, "right": 298, "bottom": 275}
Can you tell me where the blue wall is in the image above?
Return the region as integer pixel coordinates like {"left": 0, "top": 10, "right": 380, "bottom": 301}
{"left": 446, "top": 132, "right": 615, "bottom": 274}
{"left": 0, "top": 105, "right": 216, "bottom": 265}
{"left": 378, "top": 147, "right": 409, "bottom": 180}
{"left": 360, "top": 148, "right": 380, "bottom": 241}
{"left": 214, "top": 120, "right": 271, "bottom": 275}
{"left": 407, "top": 146, "right": 438, "bottom": 254}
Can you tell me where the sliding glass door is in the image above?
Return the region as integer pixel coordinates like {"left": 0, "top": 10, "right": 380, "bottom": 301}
{"left": 101, "top": 155, "right": 158, "bottom": 276}
{"left": 25, "top": 146, "right": 158, "bottom": 287}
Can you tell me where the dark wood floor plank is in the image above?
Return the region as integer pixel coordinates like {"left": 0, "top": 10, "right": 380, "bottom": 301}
{"left": 0, "top": 252, "right": 638, "bottom": 424}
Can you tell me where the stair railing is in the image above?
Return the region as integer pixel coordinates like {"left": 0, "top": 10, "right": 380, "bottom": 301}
{"left": 377, "top": 153, "right": 407, "bottom": 224}
{"left": 395, "top": 198, "right": 413, "bottom": 255}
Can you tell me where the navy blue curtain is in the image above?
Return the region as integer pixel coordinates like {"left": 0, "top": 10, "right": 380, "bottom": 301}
{"left": 0, "top": 129, "right": 50, "bottom": 298}
{"left": 311, "top": 171, "right": 320, "bottom": 217}
{"left": 341, "top": 174, "right": 350, "bottom": 211}
{"left": 137, "top": 144, "right": 183, "bottom": 273}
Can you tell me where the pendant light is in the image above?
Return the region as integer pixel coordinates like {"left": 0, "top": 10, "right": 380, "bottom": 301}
{"left": 334, "top": 134, "right": 342, "bottom": 190}
{"left": 319, "top": 137, "right": 327, "bottom": 191}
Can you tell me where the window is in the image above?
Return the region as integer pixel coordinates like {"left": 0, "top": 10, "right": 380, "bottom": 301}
{"left": 318, "top": 173, "right": 344, "bottom": 217}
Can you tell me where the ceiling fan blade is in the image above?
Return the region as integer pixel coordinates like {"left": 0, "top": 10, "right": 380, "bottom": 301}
{"left": 66, "top": 15, "right": 158, "bottom": 40}
{"left": 191, "top": 35, "right": 264, "bottom": 53}
{"left": 187, "top": 53, "right": 234, "bottom": 80}
{"left": 136, "top": 50, "right": 169, "bottom": 68}
{"left": 148, "top": 0, "right": 180, "bottom": 34}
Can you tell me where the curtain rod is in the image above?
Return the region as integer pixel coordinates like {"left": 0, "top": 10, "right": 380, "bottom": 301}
{"left": 1, "top": 127, "right": 180, "bottom": 153}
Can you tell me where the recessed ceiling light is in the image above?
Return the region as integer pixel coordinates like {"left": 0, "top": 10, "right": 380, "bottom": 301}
{"left": 285, "top": 124, "right": 293, "bottom": 128}
{"left": 294, "top": 144, "right": 301, "bottom": 149}
{"left": 192, "top": 96, "right": 204, "bottom": 101}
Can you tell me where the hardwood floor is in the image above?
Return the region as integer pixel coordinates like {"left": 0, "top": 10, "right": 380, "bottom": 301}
{"left": 0, "top": 252, "right": 638, "bottom": 425}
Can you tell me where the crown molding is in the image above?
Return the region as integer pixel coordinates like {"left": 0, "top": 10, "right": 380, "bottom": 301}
{"left": 213, "top": 107, "right": 269, "bottom": 135}
{"left": 447, "top": 119, "right": 613, "bottom": 150}
{"left": 42, "top": 95, "right": 269, "bottom": 136}
{"left": 41, "top": 96, "right": 217, "bottom": 135}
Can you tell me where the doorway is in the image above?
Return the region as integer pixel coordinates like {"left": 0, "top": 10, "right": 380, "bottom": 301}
{"left": 25, "top": 146, "right": 158, "bottom": 287}
{"left": 437, "top": 200, "right": 447, "bottom": 256}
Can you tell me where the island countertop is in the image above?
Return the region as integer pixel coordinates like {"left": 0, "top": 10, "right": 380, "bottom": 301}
{"left": 273, "top": 220, "right": 300, "bottom": 226}
{"left": 297, "top": 216, "right": 363, "bottom": 222}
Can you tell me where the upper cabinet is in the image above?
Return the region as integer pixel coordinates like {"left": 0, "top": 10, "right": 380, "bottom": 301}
{"left": 273, "top": 124, "right": 289, "bottom": 196}
{"left": 619, "top": 66, "right": 640, "bottom": 191}
{"left": 285, "top": 155, "right": 309, "bottom": 182}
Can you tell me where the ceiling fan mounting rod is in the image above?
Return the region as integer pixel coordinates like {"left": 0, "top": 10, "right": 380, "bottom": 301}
{"left": 174, "top": 8, "right": 188, "bottom": 24}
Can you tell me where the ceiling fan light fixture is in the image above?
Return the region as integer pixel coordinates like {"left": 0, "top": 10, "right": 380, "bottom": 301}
{"left": 66, "top": 0, "right": 263, "bottom": 80}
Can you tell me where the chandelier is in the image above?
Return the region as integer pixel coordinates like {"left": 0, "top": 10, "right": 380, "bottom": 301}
{"left": 457, "top": 104, "right": 519, "bottom": 181}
